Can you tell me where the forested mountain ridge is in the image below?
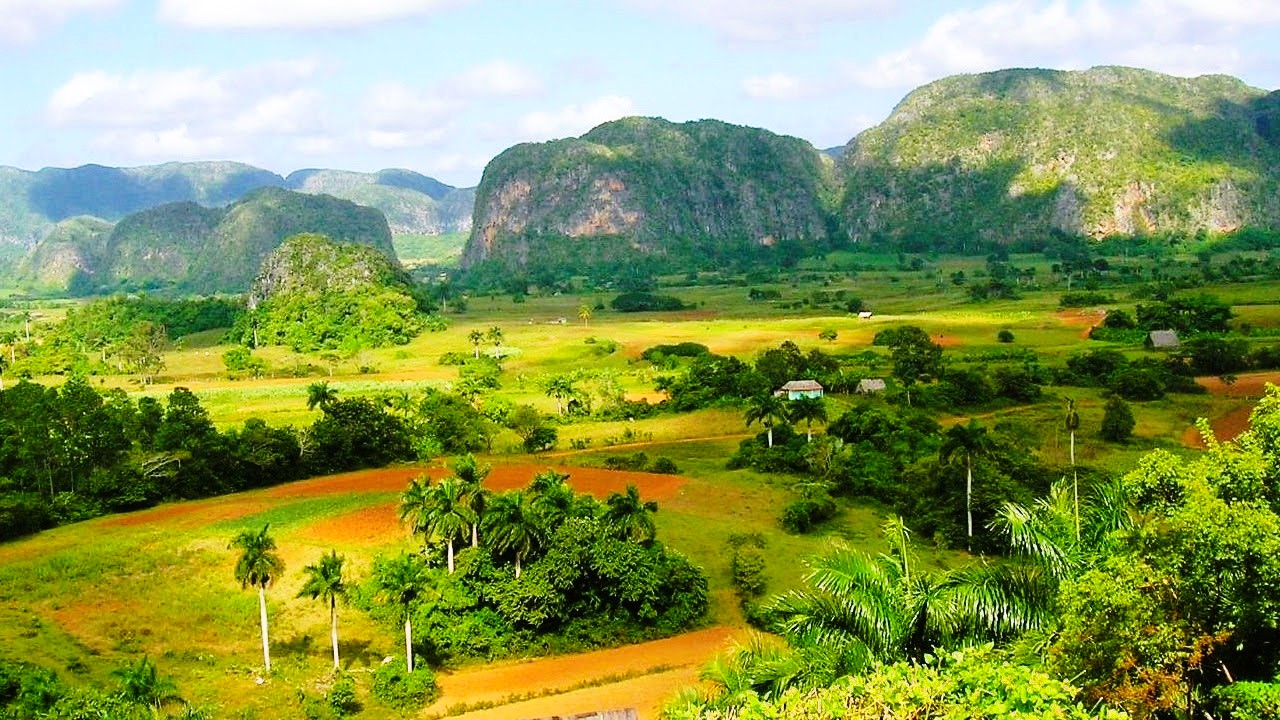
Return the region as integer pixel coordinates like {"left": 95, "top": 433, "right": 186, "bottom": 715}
{"left": 840, "top": 66, "right": 1280, "bottom": 250}
{"left": 0, "top": 161, "right": 472, "bottom": 249}
{"left": 13, "top": 188, "right": 396, "bottom": 294}
{"left": 462, "top": 116, "right": 841, "bottom": 277}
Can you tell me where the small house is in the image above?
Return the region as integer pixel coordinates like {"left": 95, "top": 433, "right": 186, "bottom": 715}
{"left": 1146, "top": 330, "right": 1180, "bottom": 350}
{"left": 780, "top": 379, "right": 824, "bottom": 400}
{"left": 856, "top": 378, "right": 887, "bottom": 394}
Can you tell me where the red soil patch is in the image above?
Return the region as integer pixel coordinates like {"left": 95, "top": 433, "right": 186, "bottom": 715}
{"left": 1196, "top": 372, "right": 1280, "bottom": 399}
{"left": 426, "top": 626, "right": 738, "bottom": 719}
{"left": 932, "top": 333, "right": 962, "bottom": 347}
{"left": 1054, "top": 308, "right": 1108, "bottom": 339}
{"left": 1182, "top": 405, "right": 1255, "bottom": 449}
{"left": 263, "top": 467, "right": 428, "bottom": 498}
{"left": 296, "top": 501, "right": 404, "bottom": 547}
{"left": 101, "top": 497, "right": 274, "bottom": 529}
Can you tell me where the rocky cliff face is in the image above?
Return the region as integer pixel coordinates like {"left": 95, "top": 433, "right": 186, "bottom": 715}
{"left": 839, "top": 66, "right": 1280, "bottom": 250}
{"left": 463, "top": 117, "right": 839, "bottom": 274}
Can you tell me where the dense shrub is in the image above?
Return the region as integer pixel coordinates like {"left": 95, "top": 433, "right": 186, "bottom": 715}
{"left": 611, "top": 292, "right": 687, "bottom": 312}
{"left": 372, "top": 658, "right": 438, "bottom": 710}
{"left": 1211, "top": 681, "right": 1280, "bottom": 720}
{"left": 1100, "top": 397, "right": 1136, "bottom": 443}
{"left": 640, "top": 342, "right": 710, "bottom": 361}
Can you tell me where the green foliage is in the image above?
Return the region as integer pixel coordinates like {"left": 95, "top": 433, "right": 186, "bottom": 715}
{"left": 1211, "top": 681, "right": 1280, "bottom": 720}
{"left": 641, "top": 342, "right": 710, "bottom": 362}
{"left": 611, "top": 292, "right": 688, "bottom": 312}
{"left": 1100, "top": 397, "right": 1135, "bottom": 443}
{"left": 306, "top": 397, "right": 413, "bottom": 475}
{"left": 371, "top": 657, "right": 438, "bottom": 709}
{"left": 233, "top": 234, "right": 432, "bottom": 353}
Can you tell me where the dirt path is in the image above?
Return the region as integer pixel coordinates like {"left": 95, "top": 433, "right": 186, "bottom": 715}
{"left": 423, "top": 626, "right": 739, "bottom": 719}
{"left": 544, "top": 434, "right": 751, "bottom": 459}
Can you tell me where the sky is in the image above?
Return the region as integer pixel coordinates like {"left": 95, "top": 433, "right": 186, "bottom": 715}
{"left": 3, "top": 0, "right": 1279, "bottom": 188}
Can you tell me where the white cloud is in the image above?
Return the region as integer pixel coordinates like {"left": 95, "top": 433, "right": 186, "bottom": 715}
{"left": 741, "top": 72, "right": 818, "bottom": 100}
{"left": 517, "top": 95, "right": 636, "bottom": 140}
{"left": 157, "top": 0, "right": 472, "bottom": 30}
{"left": 845, "top": 0, "right": 1280, "bottom": 90}
{"left": 624, "top": 0, "right": 895, "bottom": 43}
{"left": 0, "top": 0, "right": 119, "bottom": 45}
{"left": 447, "top": 60, "right": 543, "bottom": 97}
{"left": 45, "top": 60, "right": 326, "bottom": 161}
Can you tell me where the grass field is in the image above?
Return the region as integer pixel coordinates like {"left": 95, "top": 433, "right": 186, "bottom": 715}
{"left": 4, "top": 250, "right": 1279, "bottom": 717}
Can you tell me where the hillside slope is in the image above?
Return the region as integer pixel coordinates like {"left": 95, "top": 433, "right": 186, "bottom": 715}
{"left": 839, "top": 66, "right": 1280, "bottom": 250}
{"left": 463, "top": 116, "right": 840, "bottom": 276}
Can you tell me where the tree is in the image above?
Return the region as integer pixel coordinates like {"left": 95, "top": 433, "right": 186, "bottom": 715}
{"left": 768, "top": 518, "right": 1047, "bottom": 682}
{"left": 603, "top": 484, "right": 659, "bottom": 543}
{"left": 450, "top": 454, "right": 491, "bottom": 548}
{"left": 306, "top": 381, "right": 337, "bottom": 411}
{"left": 467, "top": 329, "right": 484, "bottom": 359}
{"left": 542, "top": 374, "right": 578, "bottom": 416}
{"left": 1100, "top": 396, "right": 1135, "bottom": 443}
{"left": 744, "top": 393, "right": 787, "bottom": 448}
{"left": 887, "top": 326, "right": 943, "bottom": 407}
{"left": 1065, "top": 398, "right": 1081, "bottom": 542}
{"left": 399, "top": 476, "right": 434, "bottom": 553}
{"left": 119, "top": 321, "right": 166, "bottom": 384}
{"left": 578, "top": 304, "right": 593, "bottom": 326}
{"left": 231, "top": 525, "right": 285, "bottom": 673}
{"left": 529, "top": 469, "right": 577, "bottom": 532}
{"left": 426, "top": 479, "right": 475, "bottom": 574}
{"left": 484, "top": 490, "right": 540, "bottom": 577}
{"left": 112, "top": 656, "right": 180, "bottom": 709}
{"left": 373, "top": 553, "right": 428, "bottom": 673}
{"left": 818, "top": 328, "right": 838, "bottom": 343}
{"left": 298, "top": 549, "right": 347, "bottom": 670}
{"left": 486, "top": 326, "right": 504, "bottom": 357}
{"left": 787, "top": 396, "right": 828, "bottom": 442}
{"left": 939, "top": 419, "right": 994, "bottom": 549}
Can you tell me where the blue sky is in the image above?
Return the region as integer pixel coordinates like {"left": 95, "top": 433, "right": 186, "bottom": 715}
{"left": 3, "top": 0, "right": 1279, "bottom": 187}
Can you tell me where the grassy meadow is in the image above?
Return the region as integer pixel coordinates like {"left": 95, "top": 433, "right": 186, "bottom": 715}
{"left": 2, "top": 249, "right": 1278, "bottom": 717}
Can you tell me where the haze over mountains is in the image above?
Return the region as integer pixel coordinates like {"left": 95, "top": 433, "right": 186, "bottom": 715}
{"left": 3, "top": 66, "right": 1278, "bottom": 295}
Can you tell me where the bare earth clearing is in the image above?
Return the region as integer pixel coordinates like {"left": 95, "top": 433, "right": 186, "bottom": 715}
{"left": 1181, "top": 372, "right": 1280, "bottom": 448}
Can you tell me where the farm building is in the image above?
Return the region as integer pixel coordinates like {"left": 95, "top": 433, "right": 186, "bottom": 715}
{"left": 1146, "top": 330, "right": 1180, "bottom": 349}
{"left": 856, "top": 378, "right": 887, "bottom": 394}
{"left": 779, "top": 380, "right": 824, "bottom": 400}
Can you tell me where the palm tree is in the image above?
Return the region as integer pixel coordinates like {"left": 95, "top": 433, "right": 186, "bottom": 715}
{"left": 787, "top": 396, "right": 828, "bottom": 442}
{"left": 939, "top": 419, "right": 994, "bottom": 549}
{"left": 603, "top": 484, "right": 659, "bottom": 543}
{"left": 578, "top": 304, "right": 592, "bottom": 326}
{"left": 744, "top": 393, "right": 787, "bottom": 448}
{"left": 451, "top": 454, "right": 492, "bottom": 547}
{"left": 768, "top": 518, "right": 1048, "bottom": 681}
{"left": 468, "top": 329, "right": 485, "bottom": 359}
{"left": 529, "top": 469, "right": 576, "bottom": 533}
{"left": 398, "top": 476, "right": 434, "bottom": 553}
{"left": 306, "top": 381, "right": 337, "bottom": 411}
{"left": 373, "top": 553, "right": 428, "bottom": 673}
{"left": 486, "top": 326, "right": 504, "bottom": 357}
{"left": 542, "top": 374, "right": 577, "bottom": 416}
{"left": 231, "top": 525, "right": 285, "bottom": 673}
{"left": 484, "top": 490, "right": 541, "bottom": 578}
{"left": 427, "top": 478, "right": 475, "bottom": 573}
{"left": 1065, "top": 397, "right": 1081, "bottom": 543}
{"left": 112, "top": 656, "right": 180, "bottom": 709}
{"left": 298, "top": 550, "right": 347, "bottom": 670}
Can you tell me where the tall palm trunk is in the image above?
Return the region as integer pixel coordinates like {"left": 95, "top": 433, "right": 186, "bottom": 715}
{"left": 404, "top": 618, "right": 413, "bottom": 672}
{"left": 766, "top": 426, "right": 774, "bottom": 448}
{"left": 1071, "top": 429, "right": 1080, "bottom": 543}
{"left": 330, "top": 597, "right": 340, "bottom": 670}
{"left": 966, "top": 459, "right": 974, "bottom": 547}
{"left": 258, "top": 586, "right": 272, "bottom": 673}
{"left": 515, "top": 553, "right": 522, "bottom": 579}
{"left": 447, "top": 539, "right": 455, "bottom": 574}
{"left": 471, "top": 523, "right": 478, "bottom": 548}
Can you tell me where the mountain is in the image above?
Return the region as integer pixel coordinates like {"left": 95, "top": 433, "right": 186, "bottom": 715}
{"left": 0, "top": 162, "right": 473, "bottom": 251}
{"left": 237, "top": 233, "right": 427, "bottom": 351}
{"left": 462, "top": 117, "right": 840, "bottom": 276}
{"left": 839, "top": 66, "right": 1280, "bottom": 250}
{"left": 283, "top": 169, "right": 474, "bottom": 237}
{"left": 24, "top": 187, "right": 396, "bottom": 295}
